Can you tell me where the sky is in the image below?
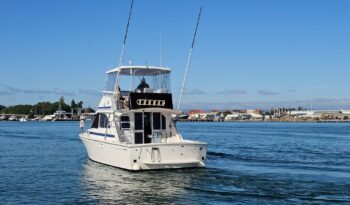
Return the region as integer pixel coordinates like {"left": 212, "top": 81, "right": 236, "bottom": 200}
{"left": 1, "top": 0, "right": 350, "bottom": 110}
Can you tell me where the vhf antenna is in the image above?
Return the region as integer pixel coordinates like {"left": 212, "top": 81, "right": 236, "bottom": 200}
{"left": 118, "top": 0, "right": 134, "bottom": 67}
{"left": 177, "top": 6, "right": 202, "bottom": 110}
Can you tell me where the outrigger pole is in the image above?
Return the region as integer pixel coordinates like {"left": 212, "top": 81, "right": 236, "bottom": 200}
{"left": 118, "top": 0, "right": 135, "bottom": 67}
{"left": 177, "top": 6, "right": 203, "bottom": 110}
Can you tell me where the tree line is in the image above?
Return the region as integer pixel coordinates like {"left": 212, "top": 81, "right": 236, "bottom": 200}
{"left": 0, "top": 97, "right": 94, "bottom": 116}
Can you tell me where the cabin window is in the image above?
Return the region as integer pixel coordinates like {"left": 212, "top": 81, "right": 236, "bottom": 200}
{"left": 135, "top": 132, "right": 143, "bottom": 144}
{"left": 91, "top": 114, "right": 99, "bottom": 128}
{"left": 152, "top": 113, "right": 166, "bottom": 130}
{"left": 153, "top": 112, "right": 161, "bottom": 130}
{"left": 99, "top": 114, "right": 109, "bottom": 128}
{"left": 162, "top": 114, "right": 166, "bottom": 130}
{"left": 121, "top": 115, "right": 130, "bottom": 129}
{"left": 121, "top": 115, "right": 129, "bottom": 121}
{"left": 135, "top": 113, "right": 143, "bottom": 130}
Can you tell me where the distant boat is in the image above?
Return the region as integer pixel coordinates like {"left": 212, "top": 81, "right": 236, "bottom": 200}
{"left": 19, "top": 117, "right": 27, "bottom": 122}
{"left": 0, "top": 115, "right": 7, "bottom": 121}
{"left": 8, "top": 115, "right": 18, "bottom": 121}
{"left": 40, "top": 115, "right": 54, "bottom": 121}
{"left": 52, "top": 101, "right": 72, "bottom": 121}
{"left": 31, "top": 117, "right": 40, "bottom": 121}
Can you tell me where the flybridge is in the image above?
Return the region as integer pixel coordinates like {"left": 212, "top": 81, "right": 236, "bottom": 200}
{"left": 106, "top": 66, "right": 171, "bottom": 75}
{"left": 100, "top": 65, "right": 173, "bottom": 111}
{"left": 104, "top": 66, "right": 171, "bottom": 90}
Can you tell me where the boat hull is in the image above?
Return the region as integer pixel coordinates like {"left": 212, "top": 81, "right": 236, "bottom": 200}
{"left": 80, "top": 134, "right": 207, "bottom": 170}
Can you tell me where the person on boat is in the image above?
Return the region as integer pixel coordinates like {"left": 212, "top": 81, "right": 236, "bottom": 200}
{"left": 135, "top": 77, "right": 150, "bottom": 92}
{"left": 116, "top": 86, "right": 125, "bottom": 109}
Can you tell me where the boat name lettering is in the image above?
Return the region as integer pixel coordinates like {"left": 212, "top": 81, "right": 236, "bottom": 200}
{"left": 136, "top": 99, "right": 165, "bottom": 107}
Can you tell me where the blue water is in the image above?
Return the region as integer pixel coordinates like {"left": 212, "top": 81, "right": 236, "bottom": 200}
{"left": 0, "top": 122, "right": 350, "bottom": 204}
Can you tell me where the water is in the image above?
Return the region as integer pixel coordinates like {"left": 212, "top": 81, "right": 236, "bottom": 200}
{"left": 0, "top": 122, "right": 350, "bottom": 204}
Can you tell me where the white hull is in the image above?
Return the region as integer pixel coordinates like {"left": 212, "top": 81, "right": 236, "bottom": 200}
{"left": 80, "top": 133, "right": 207, "bottom": 170}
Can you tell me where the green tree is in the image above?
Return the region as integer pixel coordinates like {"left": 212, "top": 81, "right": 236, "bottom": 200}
{"left": 77, "top": 101, "right": 83, "bottom": 108}
{"left": 0, "top": 105, "right": 5, "bottom": 112}
{"left": 71, "top": 100, "right": 77, "bottom": 109}
{"left": 86, "top": 107, "right": 95, "bottom": 113}
{"left": 59, "top": 96, "right": 65, "bottom": 106}
{"left": 2, "top": 104, "right": 33, "bottom": 115}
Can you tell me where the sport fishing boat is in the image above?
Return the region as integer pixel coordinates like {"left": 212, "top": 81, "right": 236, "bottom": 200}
{"left": 79, "top": 66, "right": 207, "bottom": 170}
{"left": 79, "top": 1, "right": 206, "bottom": 170}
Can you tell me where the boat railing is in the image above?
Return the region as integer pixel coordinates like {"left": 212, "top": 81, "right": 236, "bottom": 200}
{"left": 151, "top": 131, "right": 171, "bottom": 143}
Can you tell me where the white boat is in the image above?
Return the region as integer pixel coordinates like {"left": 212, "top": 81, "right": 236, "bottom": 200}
{"left": 8, "top": 115, "right": 18, "bottom": 121}
{"left": 80, "top": 66, "right": 207, "bottom": 170}
{"left": 31, "top": 117, "right": 40, "bottom": 121}
{"left": 53, "top": 101, "right": 72, "bottom": 121}
{"left": 0, "top": 115, "right": 7, "bottom": 121}
{"left": 19, "top": 117, "right": 27, "bottom": 122}
{"left": 40, "top": 115, "right": 55, "bottom": 121}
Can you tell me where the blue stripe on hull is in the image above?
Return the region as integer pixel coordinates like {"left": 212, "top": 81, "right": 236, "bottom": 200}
{"left": 88, "top": 131, "right": 114, "bottom": 138}
{"left": 98, "top": 106, "right": 112, "bottom": 109}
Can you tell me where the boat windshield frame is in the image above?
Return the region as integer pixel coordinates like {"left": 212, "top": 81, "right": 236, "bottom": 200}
{"left": 104, "top": 66, "right": 171, "bottom": 93}
{"left": 107, "top": 66, "right": 171, "bottom": 76}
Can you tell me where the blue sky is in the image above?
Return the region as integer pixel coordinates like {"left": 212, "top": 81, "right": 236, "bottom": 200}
{"left": 1, "top": 0, "right": 350, "bottom": 109}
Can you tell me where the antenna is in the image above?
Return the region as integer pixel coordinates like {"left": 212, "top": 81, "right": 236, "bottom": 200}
{"left": 177, "top": 6, "right": 202, "bottom": 110}
{"left": 118, "top": 0, "right": 135, "bottom": 67}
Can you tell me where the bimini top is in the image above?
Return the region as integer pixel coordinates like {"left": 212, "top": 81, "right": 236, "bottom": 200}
{"left": 106, "top": 66, "right": 171, "bottom": 76}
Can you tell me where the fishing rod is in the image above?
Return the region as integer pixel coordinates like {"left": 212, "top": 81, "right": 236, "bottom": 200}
{"left": 177, "top": 6, "right": 203, "bottom": 110}
{"left": 118, "top": 0, "right": 135, "bottom": 67}
{"left": 114, "top": 0, "right": 134, "bottom": 94}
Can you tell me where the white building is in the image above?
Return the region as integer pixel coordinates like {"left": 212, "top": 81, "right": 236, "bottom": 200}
{"left": 290, "top": 110, "right": 344, "bottom": 118}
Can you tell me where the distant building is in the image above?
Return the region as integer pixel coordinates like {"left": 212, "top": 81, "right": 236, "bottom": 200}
{"left": 201, "top": 112, "right": 219, "bottom": 121}
{"left": 225, "top": 113, "right": 252, "bottom": 121}
{"left": 225, "top": 113, "right": 240, "bottom": 121}
{"left": 188, "top": 110, "right": 205, "bottom": 120}
{"left": 290, "top": 110, "right": 345, "bottom": 119}
{"left": 247, "top": 109, "right": 262, "bottom": 114}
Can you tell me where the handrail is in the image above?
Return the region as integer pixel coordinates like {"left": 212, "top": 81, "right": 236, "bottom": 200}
{"left": 152, "top": 131, "right": 170, "bottom": 143}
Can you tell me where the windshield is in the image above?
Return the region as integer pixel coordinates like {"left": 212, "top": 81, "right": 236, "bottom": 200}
{"left": 109, "top": 73, "right": 171, "bottom": 94}
{"left": 104, "top": 72, "right": 117, "bottom": 92}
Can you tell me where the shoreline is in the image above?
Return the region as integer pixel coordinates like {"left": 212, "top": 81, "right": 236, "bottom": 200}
{"left": 1, "top": 119, "right": 350, "bottom": 123}
{"left": 177, "top": 119, "right": 350, "bottom": 123}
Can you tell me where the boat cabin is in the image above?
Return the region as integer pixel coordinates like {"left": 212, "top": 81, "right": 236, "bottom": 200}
{"left": 91, "top": 66, "right": 180, "bottom": 145}
{"left": 98, "top": 66, "right": 173, "bottom": 111}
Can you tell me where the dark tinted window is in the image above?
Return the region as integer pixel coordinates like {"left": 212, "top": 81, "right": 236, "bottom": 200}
{"left": 91, "top": 115, "right": 99, "bottom": 128}
{"left": 121, "top": 115, "right": 130, "bottom": 129}
{"left": 121, "top": 123, "right": 130, "bottom": 129}
{"left": 135, "top": 132, "right": 143, "bottom": 144}
{"left": 121, "top": 116, "right": 129, "bottom": 121}
{"left": 153, "top": 112, "right": 160, "bottom": 130}
{"left": 135, "top": 113, "right": 143, "bottom": 130}
{"left": 99, "top": 114, "right": 109, "bottom": 128}
{"left": 162, "top": 115, "right": 166, "bottom": 129}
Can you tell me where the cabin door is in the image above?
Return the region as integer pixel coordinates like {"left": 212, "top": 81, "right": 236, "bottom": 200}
{"left": 143, "top": 112, "right": 152, "bottom": 143}
{"left": 134, "top": 112, "right": 152, "bottom": 144}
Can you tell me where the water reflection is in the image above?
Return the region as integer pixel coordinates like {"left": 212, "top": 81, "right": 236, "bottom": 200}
{"left": 81, "top": 160, "right": 208, "bottom": 204}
